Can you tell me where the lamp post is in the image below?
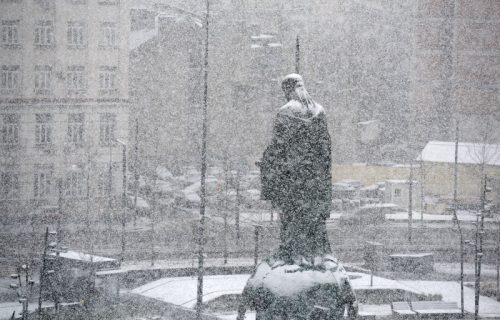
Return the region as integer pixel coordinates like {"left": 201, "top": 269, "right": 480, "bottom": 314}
{"left": 115, "top": 139, "right": 127, "bottom": 265}
{"left": 38, "top": 228, "right": 65, "bottom": 319}
{"left": 10, "top": 264, "right": 34, "bottom": 320}
{"left": 253, "top": 224, "right": 263, "bottom": 270}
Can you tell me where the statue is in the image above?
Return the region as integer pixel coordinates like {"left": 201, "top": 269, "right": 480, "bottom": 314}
{"left": 237, "top": 74, "right": 357, "bottom": 320}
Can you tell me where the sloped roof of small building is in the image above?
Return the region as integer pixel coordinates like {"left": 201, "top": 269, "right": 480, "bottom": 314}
{"left": 419, "top": 141, "right": 500, "bottom": 166}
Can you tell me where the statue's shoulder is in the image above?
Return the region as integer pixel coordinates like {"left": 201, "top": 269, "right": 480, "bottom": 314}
{"left": 278, "top": 100, "right": 325, "bottom": 119}
{"left": 313, "top": 103, "right": 325, "bottom": 116}
{"left": 278, "top": 100, "right": 304, "bottom": 115}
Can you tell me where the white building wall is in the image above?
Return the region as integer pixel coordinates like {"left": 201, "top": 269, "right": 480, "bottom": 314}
{"left": 0, "top": 0, "right": 129, "bottom": 214}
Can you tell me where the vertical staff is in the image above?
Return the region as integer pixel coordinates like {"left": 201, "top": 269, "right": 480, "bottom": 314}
{"left": 295, "top": 35, "right": 300, "bottom": 74}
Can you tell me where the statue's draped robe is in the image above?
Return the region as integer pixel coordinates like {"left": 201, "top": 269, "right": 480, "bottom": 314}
{"left": 260, "top": 100, "right": 332, "bottom": 261}
{"left": 237, "top": 100, "right": 357, "bottom": 320}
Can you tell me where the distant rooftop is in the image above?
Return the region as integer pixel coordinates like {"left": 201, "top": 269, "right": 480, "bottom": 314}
{"left": 419, "top": 141, "right": 500, "bottom": 166}
{"left": 50, "top": 250, "right": 116, "bottom": 263}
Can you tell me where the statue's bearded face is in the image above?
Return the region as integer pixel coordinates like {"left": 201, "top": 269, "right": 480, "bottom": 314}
{"left": 291, "top": 80, "right": 314, "bottom": 109}
{"left": 293, "top": 80, "right": 308, "bottom": 101}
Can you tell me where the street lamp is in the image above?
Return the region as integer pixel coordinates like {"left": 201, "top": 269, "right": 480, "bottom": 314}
{"left": 10, "top": 264, "right": 34, "bottom": 320}
{"left": 115, "top": 138, "right": 127, "bottom": 265}
{"left": 38, "top": 228, "right": 65, "bottom": 318}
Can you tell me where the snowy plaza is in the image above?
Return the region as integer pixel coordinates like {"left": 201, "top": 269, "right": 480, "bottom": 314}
{"left": 1, "top": 0, "right": 500, "bottom": 319}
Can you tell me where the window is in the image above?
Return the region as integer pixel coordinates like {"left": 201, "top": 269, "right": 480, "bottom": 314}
{"left": 35, "top": 21, "right": 54, "bottom": 46}
{"left": 99, "top": 113, "right": 115, "bottom": 146}
{"left": 34, "top": 65, "right": 52, "bottom": 95}
{"left": 1, "top": 20, "right": 19, "bottom": 47}
{"left": 394, "top": 188, "right": 401, "bottom": 197}
{"left": 99, "top": 22, "right": 117, "bottom": 48}
{"left": 1, "top": 171, "right": 19, "bottom": 199}
{"left": 34, "top": 165, "right": 52, "bottom": 198}
{"left": 1, "top": 114, "right": 20, "bottom": 145}
{"left": 66, "top": 65, "right": 86, "bottom": 94}
{"left": 96, "top": 163, "right": 113, "bottom": 197}
{"left": 67, "top": 21, "right": 85, "bottom": 48}
{"left": 98, "top": 0, "right": 119, "bottom": 5}
{"left": 98, "top": 66, "right": 117, "bottom": 95}
{"left": 67, "top": 113, "right": 84, "bottom": 145}
{"left": 35, "top": 113, "right": 52, "bottom": 145}
{"left": 65, "top": 170, "right": 85, "bottom": 197}
{"left": 1, "top": 65, "right": 20, "bottom": 93}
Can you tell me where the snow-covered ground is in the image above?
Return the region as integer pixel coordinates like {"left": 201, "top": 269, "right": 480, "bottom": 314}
{"left": 131, "top": 274, "right": 250, "bottom": 309}
{"left": 0, "top": 302, "right": 53, "bottom": 320}
{"left": 434, "top": 263, "right": 498, "bottom": 277}
{"left": 386, "top": 211, "right": 497, "bottom": 223}
{"left": 400, "top": 281, "right": 500, "bottom": 318}
{"left": 131, "top": 271, "right": 500, "bottom": 319}
{"left": 97, "top": 257, "right": 255, "bottom": 276}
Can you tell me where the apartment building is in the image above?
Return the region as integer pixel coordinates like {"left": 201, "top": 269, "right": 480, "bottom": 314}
{"left": 0, "top": 0, "right": 129, "bottom": 218}
{"left": 411, "top": 0, "right": 500, "bottom": 145}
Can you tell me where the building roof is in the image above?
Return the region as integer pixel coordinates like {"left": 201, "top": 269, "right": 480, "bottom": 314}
{"left": 129, "top": 12, "right": 202, "bottom": 51}
{"left": 129, "top": 28, "right": 157, "bottom": 50}
{"left": 419, "top": 141, "right": 500, "bottom": 166}
{"left": 50, "top": 250, "right": 116, "bottom": 263}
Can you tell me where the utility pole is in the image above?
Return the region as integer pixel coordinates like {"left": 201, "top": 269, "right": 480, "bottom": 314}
{"left": 133, "top": 118, "right": 139, "bottom": 227}
{"left": 223, "top": 207, "right": 228, "bottom": 265}
{"left": 496, "top": 214, "right": 499, "bottom": 302}
{"left": 235, "top": 169, "right": 241, "bottom": 242}
{"left": 295, "top": 35, "right": 300, "bottom": 74}
{"left": 56, "top": 179, "right": 63, "bottom": 245}
{"left": 474, "top": 212, "right": 480, "bottom": 320}
{"left": 38, "top": 228, "right": 49, "bottom": 319}
{"left": 253, "top": 224, "right": 262, "bottom": 270}
{"left": 223, "top": 167, "right": 229, "bottom": 265}
{"left": 107, "top": 141, "right": 113, "bottom": 233}
{"left": 408, "top": 161, "right": 413, "bottom": 243}
{"left": 150, "top": 141, "right": 160, "bottom": 267}
{"left": 419, "top": 159, "right": 425, "bottom": 227}
{"left": 85, "top": 157, "right": 93, "bottom": 256}
{"left": 196, "top": 0, "right": 209, "bottom": 318}
{"left": 475, "top": 175, "right": 488, "bottom": 320}
{"left": 452, "top": 120, "right": 465, "bottom": 316}
{"left": 116, "top": 139, "right": 127, "bottom": 265}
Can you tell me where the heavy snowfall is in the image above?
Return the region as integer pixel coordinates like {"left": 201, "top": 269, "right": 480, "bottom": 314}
{"left": 0, "top": 0, "right": 499, "bottom": 319}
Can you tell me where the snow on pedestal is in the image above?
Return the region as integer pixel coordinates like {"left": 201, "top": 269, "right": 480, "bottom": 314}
{"left": 237, "top": 254, "right": 357, "bottom": 320}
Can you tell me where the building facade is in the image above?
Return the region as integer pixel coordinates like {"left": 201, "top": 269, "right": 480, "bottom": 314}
{"left": 0, "top": 0, "right": 130, "bottom": 219}
{"left": 129, "top": 3, "right": 203, "bottom": 174}
{"left": 410, "top": 0, "right": 500, "bottom": 146}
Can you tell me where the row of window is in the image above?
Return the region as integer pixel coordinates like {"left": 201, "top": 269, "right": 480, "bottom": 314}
{"left": 1, "top": 165, "right": 115, "bottom": 200}
{"left": 0, "top": 0, "right": 120, "bottom": 4}
{"left": 0, "top": 65, "right": 118, "bottom": 95}
{"left": 1, "top": 112, "right": 116, "bottom": 146}
{"left": 1, "top": 20, "right": 118, "bottom": 48}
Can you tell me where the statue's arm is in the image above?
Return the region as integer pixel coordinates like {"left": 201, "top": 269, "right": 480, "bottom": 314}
{"left": 260, "top": 114, "right": 288, "bottom": 202}
{"left": 316, "top": 115, "right": 333, "bottom": 203}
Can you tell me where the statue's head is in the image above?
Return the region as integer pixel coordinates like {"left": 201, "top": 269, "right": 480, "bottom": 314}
{"left": 281, "top": 74, "right": 315, "bottom": 110}
{"left": 281, "top": 74, "right": 304, "bottom": 101}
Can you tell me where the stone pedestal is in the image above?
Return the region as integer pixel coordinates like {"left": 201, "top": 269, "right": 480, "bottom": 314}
{"left": 237, "top": 254, "right": 357, "bottom": 320}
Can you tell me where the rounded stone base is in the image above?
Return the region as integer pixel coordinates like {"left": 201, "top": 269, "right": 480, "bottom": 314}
{"left": 237, "top": 254, "right": 357, "bottom": 320}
